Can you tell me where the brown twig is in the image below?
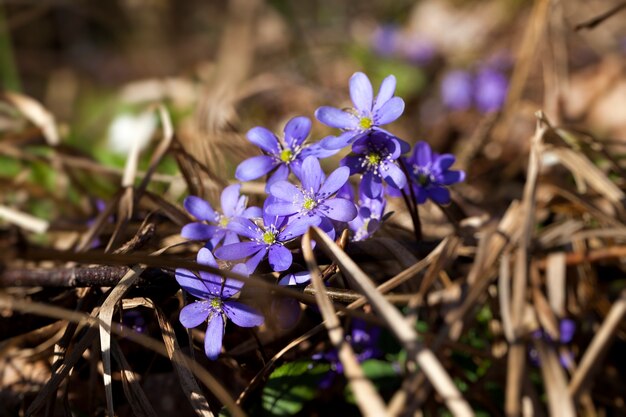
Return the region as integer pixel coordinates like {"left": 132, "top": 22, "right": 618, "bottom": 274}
{"left": 574, "top": 2, "right": 626, "bottom": 31}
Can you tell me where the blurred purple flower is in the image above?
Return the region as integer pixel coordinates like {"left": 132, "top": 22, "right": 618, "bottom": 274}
{"left": 314, "top": 319, "right": 382, "bottom": 388}
{"left": 371, "top": 25, "right": 402, "bottom": 57}
{"left": 266, "top": 156, "right": 357, "bottom": 224}
{"left": 235, "top": 116, "right": 338, "bottom": 189}
{"left": 316, "top": 72, "right": 405, "bottom": 150}
{"left": 474, "top": 67, "right": 508, "bottom": 113}
{"left": 181, "top": 184, "right": 261, "bottom": 250}
{"left": 441, "top": 70, "right": 473, "bottom": 111}
{"left": 400, "top": 141, "right": 465, "bottom": 205}
{"left": 529, "top": 318, "right": 576, "bottom": 368}
{"left": 215, "top": 198, "right": 318, "bottom": 272}
{"left": 176, "top": 248, "right": 264, "bottom": 360}
{"left": 340, "top": 131, "right": 408, "bottom": 198}
{"left": 121, "top": 310, "right": 147, "bottom": 335}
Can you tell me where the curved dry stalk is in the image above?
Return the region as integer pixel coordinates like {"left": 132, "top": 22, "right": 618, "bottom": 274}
{"left": 506, "top": 113, "right": 547, "bottom": 417}
{"left": 569, "top": 289, "right": 626, "bottom": 400}
{"left": 308, "top": 227, "right": 473, "bottom": 417}
{"left": 302, "top": 230, "right": 389, "bottom": 417}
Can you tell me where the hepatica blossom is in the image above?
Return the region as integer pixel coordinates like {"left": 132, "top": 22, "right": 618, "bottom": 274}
{"left": 313, "top": 319, "right": 383, "bottom": 388}
{"left": 338, "top": 183, "right": 387, "bottom": 242}
{"left": 340, "top": 130, "right": 408, "bottom": 198}
{"left": 215, "top": 198, "right": 319, "bottom": 273}
{"left": 267, "top": 156, "right": 357, "bottom": 224}
{"left": 441, "top": 66, "right": 509, "bottom": 114}
{"left": 401, "top": 141, "right": 465, "bottom": 205}
{"left": 236, "top": 116, "right": 338, "bottom": 189}
{"left": 441, "top": 70, "right": 473, "bottom": 111}
{"left": 176, "top": 248, "right": 264, "bottom": 360}
{"left": 181, "top": 184, "right": 261, "bottom": 250}
{"left": 474, "top": 67, "right": 508, "bottom": 113}
{"left": 316, "top": 72, "right": 405, "bottom": 150}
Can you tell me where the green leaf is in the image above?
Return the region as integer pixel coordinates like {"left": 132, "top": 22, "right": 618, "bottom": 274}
{"left": 345, "top": 360, "right": 401, "bottom": 404}
{"left": 262, "top": 360, "right": 330, "bottom": 416}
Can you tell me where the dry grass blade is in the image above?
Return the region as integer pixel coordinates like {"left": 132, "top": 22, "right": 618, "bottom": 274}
{"left": 3, "top": 91, "right": 60, "bottom": 145}
{"left": 302, "top": 231, "right": 389, "bottom": 417}
{"left": 549, "top": 146, "right": 625, "bottom": 207}
{"left": 98, "top": 266, "right": 145, "bottom": 417}
{"left": 110, "top": 339, "right": 158, "bottom": 417}
{"left": 0, "top": 204, "right": 49, "bottom": 234}
{"left": 137, "top": 105, "right": 175, "bottom": 196}
{"left": 498, "top": 251, "right": 514, "bottom": 343}
{"left": 153, "top": 303, "right": 214, "bottom": 417}
{"left": 530, "top": 264, "right": 559, "bottom": 340}
{"left": 569, "top": 290, "right": 626, "bottom": 400}
{"left": 309, "top": 227, "right": 473, "bottom": 417}
{"left": 533, "top": 340, "right": 575, "bottom": 416}
{"left": 506, "top": 114, "right": 546, "bottom": 417}
{"left": 545, "top": 252, "right": 566, "bottom": 317}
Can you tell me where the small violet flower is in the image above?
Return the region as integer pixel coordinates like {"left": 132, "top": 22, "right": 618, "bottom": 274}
{"left": 313, "top": 319, "right": 383, "bottom": 388}
{"left": 441, "top": 67, "right": 509, "bottom": 113}
{"left": 371, "top": 25, "right": 402, "bottom": 58}
{"left": 316, "top": 72, "right": 405, "bottom": 150}
{"left": 266, "top": 156, "right": 358, "bottom": 224}
{"left": 176, "top": 248, "right": 264, "bottom": 360}
{"left": 441, "top": 70, "right": 473, "bottom": 111}
{"left": 215, "top": 198, "right": 318, "bottom": 273}
{"left": 340, "top": 130, "right": 408, "bottom": 198}
{"left": 338, "top": 183, "right": 387, "bottom": 242}
{"left": 235, "top": 116, "right": 338, "bottom": 189}
{"left": 474, "top": 67, "right": 508, "bottom": 113}
{"left": 181, "top": 184, "right": 261, "bottom": 250}
{"left": 529, "top": 319, "right": 576, "bottom": 368}
{"left": 400, "top": 141, "right": 465, "bottom": 205}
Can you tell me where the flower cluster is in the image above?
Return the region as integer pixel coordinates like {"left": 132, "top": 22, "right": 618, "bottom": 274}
{"left": 441, "top": 63, "right": 509, "bottom": 114}
{"left": 176, "top": 72, "right": 465, "bottom": 360}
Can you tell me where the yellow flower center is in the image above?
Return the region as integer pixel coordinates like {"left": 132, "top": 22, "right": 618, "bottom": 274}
{"left": 359, "top": 117, "right": 373, "bottom": 130}
{"left": 210, "top": 298, "right": 222, "bottom": 309}
{"left": 280, "top": 149, "right": 294, "bottom": 163}
{"left": 262, "top": 231, "right": 276, "bottom": 244}
{"left": 218, "top": 216, "right": 229, "bottom": 227}
{"left": 303, "top": 197, "right": 316, "bottom": 211}
{"left": 366, "top": 153, "right": 381, "bottom": 165}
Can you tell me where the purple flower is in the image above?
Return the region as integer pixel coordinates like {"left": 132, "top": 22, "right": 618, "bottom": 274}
{"left": 278, "top": 270, "right": 312, "bottom": 286}
{"left": 441, "top": 70, "right": 473, "bottom": 111}
{"left": 235, "top": 116, "right": 338, "bottom": 189}
{"left": 215, "top": 199, "right": 318, "bottom": 273}
{"left": 313, "top": 319, "right": 382, "bottom": 388}
{"left": 266, "top": 156, "right": 357, "bottom": 224}
{"left": 474, "top": 67, "right": 508, "bottom": 113}
{"left": 371, "top": 25, "right": 402, "bottom": 58}
{"left": 340, "top": 183, "right": 386, "bottom": 241}
{"left": 181, "top": 185, "right": 261, "bottom": 250}
{"left": 340, "top": 131, "right": 408, "bottom": 198}
{"left": 529, "top": 319, "right": 576, "bottom": 368}
{"left": 401, "top": 141, "right": 465, "bottom": 205}
{"left": 316, "top": 72, "right": 405, "bottom": 150}
{"left": 176, "top": 248, "right": 264, "bottom": 360}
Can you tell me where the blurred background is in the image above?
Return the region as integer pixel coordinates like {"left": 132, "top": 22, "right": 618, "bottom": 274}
{"left": 2, "top": 0, "right": 626, "bottom": 222}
